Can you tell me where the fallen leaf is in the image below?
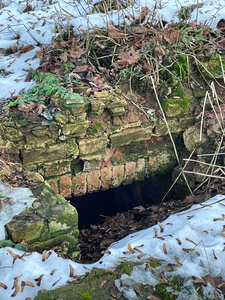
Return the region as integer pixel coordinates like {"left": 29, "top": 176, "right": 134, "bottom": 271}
{"left": 18, "top": 45, "right": 34, "bottom": 56}
{"left": 175, "top": 238, "right": 182, "bottom": 245}
{"left": 163, "top": 28, "right": 179, "bottom": 44}
{"left": 108, "top": 25, "right": 126, "bottom": 40}
{"left": 34, "top": 274, "right": 44, "bottom": 286}
{"left": 0, "top": 282, "right": 7, "bottom": 289}
{"left": 118, "top": 47, "right": 141, "bottom": 66}
{"left": 163, "top": 243, "right": 167, "bottom": 254}
{"left": 21, "top": 281, "right": 34, "bottom": 293}
{"left": 50, "top": 269, "right": 56, "bottom": 275}
{"left": 69, "top": 264, "right": 74, "bottom": 277}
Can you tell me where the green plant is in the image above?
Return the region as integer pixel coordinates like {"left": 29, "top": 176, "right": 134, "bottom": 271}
{"left": 119, "top": 66, "right": 141, "bottom": 79}
{"left": 3, "top": 72, "right": 84, "bottom": 109}
{"left": 146, "top": 109, "right": 156, "bottom": 123}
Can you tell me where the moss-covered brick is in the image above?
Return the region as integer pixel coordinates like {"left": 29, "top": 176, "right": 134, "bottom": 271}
{"left": 155, "top": 118, "right": 181, "bottom": 136}
{"left": 109, "top": 127, "right": 152, "bottom": 148}
{"left": 124, "top": 161, "right": 136, "bottom": 185}
{"left": 109, "top": 106, "right": 125, "bottom": 116}
{"left": 21, "top": 143, "right": 67, "bottom": 165}
{"left": 4, "top": 127, "right": 24, "bottom": 141}
{"left": 135, "top": 158, "right": 146, "bottom": 180}
{"left": 111, "top": 165, "right": 124, "bottom": 187}
{"left": 25, "top": 134, "right": 55, "bottom": 149}
{"left": 54, "top": 113, "right": 69, "bottom": 124}
{"left": 201, "top": 55, "right": 225, "bottom": 79}
{"left": 78, "top": 135, "right": 108, "bottom": 155}
{"left": 6, "top": 213, "right": 45, "bottom": 243}
{"left": 62, "top": 121, "right": 89, "bottom": 137}
{"left": 66, "top": 138, "right": 79, "bottom": 157}
{"left": 87, "top": 170, "right": 100, "bottom": 193}
{"left": 62, "top": 101, "right": 90, "bottom": 116}
{"left": 148, "top": 147, "right": 176, "bottom": 175}
{"left": 5, "top": 185, "right": 79, "bottom": 252}
{"left": 101, "top": 166, "right": 112, "bottom": 190}
{"left": 44, "top": 160, "right": 71, "bottom": 178}
{"left": 90, "top": 101, "right": 105, "bottom": 115}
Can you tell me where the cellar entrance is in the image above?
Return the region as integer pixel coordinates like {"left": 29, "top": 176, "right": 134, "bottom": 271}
{"left": 70, "top": 172, "right": 174, "bottom": 229}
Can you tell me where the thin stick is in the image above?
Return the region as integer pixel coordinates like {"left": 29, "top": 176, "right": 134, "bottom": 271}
{"left": 183, "top": 170, "right": 225, "bottom": 180}
{"left": 177, "top": 197, "right": 225, "bottom": 216}
{"left": 183, "top": 158, "right": 225, "bottom": 170}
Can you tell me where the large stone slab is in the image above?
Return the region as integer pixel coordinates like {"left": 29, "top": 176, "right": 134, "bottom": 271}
{"left": 5, "top": 185, "right": 79, "bottom": 252}
{"left": 109, "top": 126, "right": 152, "bottom": 148}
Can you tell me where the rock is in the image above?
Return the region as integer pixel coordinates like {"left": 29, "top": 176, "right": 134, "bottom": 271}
{"left": 183, "top": 125, "right": 207, "bottom": 152}
{"left": 5, "top": 185, "right": 79, "bottom": 252}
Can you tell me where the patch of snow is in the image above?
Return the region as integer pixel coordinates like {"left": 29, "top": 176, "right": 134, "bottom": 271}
{"left": 0, "top": 194, "right": 224, "bottom": 299}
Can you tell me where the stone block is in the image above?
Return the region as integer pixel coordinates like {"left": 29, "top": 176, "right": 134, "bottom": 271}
{"left": 110, "top": 126, "right": 152, "bottom": 148}
{"left": 21, "top": 143, "right": 67, "bottom": 165}
{"left": 87, "top": 170, "right": 100, "bottom": 193}
{"left": 59, "top": 175, "right": 72, "bottom": 198}
{"left": 62, "top": 121, "right": 89, "bottom": 137}
{"left": 44, "top": 160, "right": 71, "bottom": 178}
{"left": 135, "top": 158, "right": 146, "bottom": 181}
{"left": 72, "top": 173, "right": 87, "bottom": 196}
{"left": 83, "top": 160, "right": 101, "bottom": 172}
{"left": 101, "top": 166, "right": 112, "bottom": 190}
{"left": 111, "top": 165, "right": 124, "bottom": 188}
{"left": 78, "top": 135, "right": 108, "bottom": 155}
{"left": 155, "top": 118, "right": 181, "bottom": 136}
{"left": 66, "top": 138, "right": 79, "bottom": 157}
{"left": 4, "top": 127, "right": 24, "bottom": 142}
{"left": 124, "top": 161, "right": 136, "bottom": 185}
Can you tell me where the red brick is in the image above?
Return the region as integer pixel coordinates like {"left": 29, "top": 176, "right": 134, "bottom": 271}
{"left": 72, "top": 173, "right": 87, "bottom": 196}
{"left": 59, "top": 175, "right": 71, "bottom": 198}
{"left": 135, "top": 158, "right": 145, "bottom": 181}
{"left": 47, "top": 179, "right": 59, "bottom": 193}
{"left": 101, "top": 167, "right": 112, "bottom": 190}
{"left": 111, "top": 165, "right": 124, "bottom": 188}
{"left": 124, "top": 161, "right": 136, "bottom": 185}
{"left": 87, "top": 170, "right": 100, "bottom": 193}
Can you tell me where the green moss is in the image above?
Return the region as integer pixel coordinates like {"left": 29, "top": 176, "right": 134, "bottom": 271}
{"left": 149, "top": 261, "right": 159, "bottom": 268}
{"left": 78, "top": 289, "right": 94, "bottom": 299}
{"left": 155, "top": 283, "right": 178, "bottom": 300}
{"left": 201, "top": 55, "right": 225, "bottom": 79}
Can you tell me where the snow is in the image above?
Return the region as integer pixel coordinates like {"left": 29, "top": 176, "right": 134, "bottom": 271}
{"left": 0, "top": 0, "right": 225, "bottom": 98}
{"left": 0, "top": 192, "right": 225, "bottom": 299}
{"left": 1, "top": 0, "right": 225, "bottom": 299}
{"left": 0, "top": 182, "right": 36, "bottom": 240}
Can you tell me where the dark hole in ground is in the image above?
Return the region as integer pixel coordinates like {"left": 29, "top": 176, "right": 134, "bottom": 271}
{"left": 71, "top": 172, "right": 174, "bottom": 229}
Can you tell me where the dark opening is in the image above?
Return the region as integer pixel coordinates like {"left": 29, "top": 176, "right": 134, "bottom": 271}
{"left": 71, "top": 172, "right": 174, "bottom": 229}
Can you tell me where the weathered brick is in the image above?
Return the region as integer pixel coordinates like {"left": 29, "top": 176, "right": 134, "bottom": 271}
{"left": 109, "top": 126, "right": 152, "bottom": 148}
{"left": 87, "top": 170, "right": 100, "bottom": 193}
{"left": 135, "top": 158, "right": 146, "bottom": 181}
{"left": 111, "top": 165, "right": 124, "bottom": 188}
{"left": 72, "top": 173, "right": 87, "bottom": 196}
{"left": 124, "top": 161, "right": 136, "bottom": 185}
{"left": 44, "top": 160, "right": 71, "bottom": 178}
{"left": 59, "top": 175, "right": 71, "bottom": 198}
{"left": 101, "top": 167, "right": 112, "bottom": 190}
{"left": 78, "top": 135, "right": 108, "bottom": 155}
{"left": 46, "top": 179, "right": 59, "bottom": 194}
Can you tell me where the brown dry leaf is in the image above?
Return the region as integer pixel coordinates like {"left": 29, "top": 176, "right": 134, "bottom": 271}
{"left": 59, "top": 52, "right": 68, "bottom": 63}
{"left": 108, "top": 25, "right": 126, "bottom": 40}
{"left": 174, "top": 256, "right": 182, "bottom": 266}
{"left": 21, "top": 281, "right": 34, "bottom": 293}
{"left": 218, "top": 232, "right": 225, "bottom": 237}
{"left": 133, "top": 205, "right": 146, "bottom": 212}
{"left": 128, "top": 243, "right": 135, "bottom": 254}
{"left": 186, "top": 238, "right": 197, "bottom": 245}
{"left": 187, "top": 215, "right": 195, "bottom": 220}
{"left": 145, "top": 263, "right": 155, "bottom": 274}
{"left": 149, "top": 256, "right": 161, "bottom": 264}
{"left": 70, "top": 50, "right": 85, "bottom": 59}
{"left": 203, "top": 230, "right": 209, "bottom": 234}
{"left": 153, "top": 227, "right": 158, "bottom": 237}
{"left": 50, "top": 269, "right": 56, "bottom": 276}
{"left": 42, "top": 250, "right": 47, "bottom": 262}
{"left": 154, "top": 47, "right": 165, "bottom": 57}
{"left": 99, "top": 280, "right": 106, "bottom": 289}
{"left": 35, "top": 48, "right": 44, "bottom": 58}
{"left": 69, "top": 264, "right": 74, "bottom": 277}
{"left": 7, "top": 249, "right": 21, "bottom": 264}
{"left": 18, "top": 45, "right": 35, "bottom": 57}
{"left": 163, "top": 28, "right": 179, "bottom": 44}
{"left": 134, "top": 6, "right": 150, "bottom": 24}
{"left": 118, "top": 47, "right": 141, "bottom": 66}
{"left": 0, "top": 282, "right": 7, "bottom": 289}
{"left": 11, "top": 278, "right": 20, "bottom": 297}
{"left": 157, "top": 222, "right": 164, "bottom": 233}
{"left": 175, "top": 238, "right": 182, "bottom": 245}
{"left": 34, "top": 274, "right": 44, "bottom": 286}
{"left": 212, "top": 250, "right": 217, "bottom": 259}
{"left": 213, "top": 214, "right": 225, "bottom": 221}
{"left": 195, "top": 251, "right": 200, "bottom": 256}
{"left": 163, "top": 243, "right": 167, "bottom": 254}
{"left": 74, "top": 65, "right": 88, "bottom": 73}
{"left": 44, "top": 251, "right": 52, "bottom": 261}
{"left": 183, "top": 248, "right": 194, "bottom": 253}
{"left": 137, "top": 252, "right": 147, "bottom": 259}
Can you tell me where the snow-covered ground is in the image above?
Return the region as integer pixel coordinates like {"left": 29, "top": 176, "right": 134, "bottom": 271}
{"left": 0, "top": 0, "right": 225, "bottom": 98}
{"left": 0, "top": 185, "right": 225, "bottom": 299}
